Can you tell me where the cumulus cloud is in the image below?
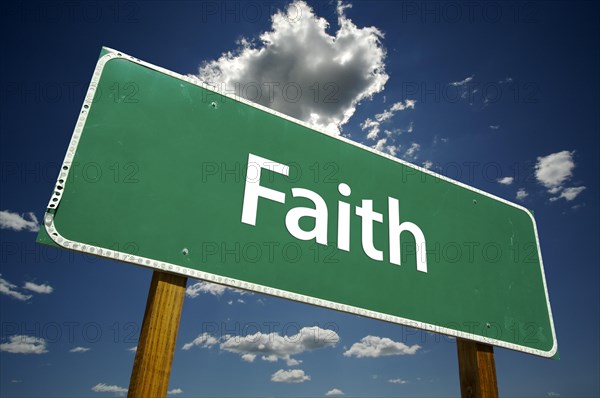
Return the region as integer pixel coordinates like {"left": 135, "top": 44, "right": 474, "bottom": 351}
{"left": 271, "top": 369, "right": 310, "bottom": 383}
{"left": 182, "top": 326, "right": 338, "bottom": 365}
{"left": 422, "top": 160, "right": 433, "bottom": 170}
{"left": 535, "top": 151, "right": 575, "bottom": 193}
{"left": 198, "top": 0, "right": 388, "bottom": 134}
{"left": 70, "top": 346, "right": 90, "bottom": 353}
{"left": 550, "top": 186, "right": 586, "bottom": 202}
{"left": 361, "top": 118, "right": 381, "bottom": 140}
{"left": 23, "top": 282, "right": 54, "bottom": 294}
{"left": 516, "top": 188, "right": 528, "bottom": 201}
{"left": 168, "top": 388, "right": 183, "bottom": 395}
{"left": 389, "top": 378, "right": 408, "bottom": 384}
{"left": 404, "top": 142, "right": 421, "bottom": 160}
{"left": 371, "top": 138, "right": 398, "bottom": 156}
{"left": 343, "top": 335, "right": 420, "bottom": 358}
{"left": 325, "top": 388, "right": 345, "bottom": 396}
{"left": 0, "top": 210, "right": 39, "bottom": 232}
{"left": 0, "top": 275, "right": 32, "bottom": 301}
{"left": 181, "top": 332, "right": 219, "bottom": 351}
{"left": 91, "top": 383, "right": 127, "bottom": 395}
{"left": 0, "top": 335, "right": 48, "bottom": 354}
{"left": 535, "top": 151, "right": 586, "bottom": 203}
{"left": 497, "top": 176, "right": 514, "bottom": 185}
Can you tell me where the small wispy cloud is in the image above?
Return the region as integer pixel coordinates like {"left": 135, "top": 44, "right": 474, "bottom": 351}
{"left": 549, "top": 186, "right": 586, "bottom": 202}
{"left": 371, "top": 137, "right": 398, "bottom": 157}
{"left": 185, "top": 281, "right": 251, "bottom": 299}
{"left": 389, "top": 378, "right": 408, "bottom": 384}
{"left": 516, "top": 188, "right": 529, "bottom": 201}
{"left": 23, "top": 282, "right": 54, "bottom": 294}
{"left": 0, "top": 275, "right": 32, "bottom": 301}
{"left": 181, "top": 333, "right": 219, "bottom": 351}
{"left": 489, "top": 125, "right": 500, "bottom": 130}
{"left": 450, "top": 74, "right": 474, "bottom": 87}
{"left": 0, "top": 210, "right": 39, "bottom": 232}
{"left": 404, "top": 142, "right": 421, "bottom": 160}
{"left": 497, "top": 176, "right": 514, "bottom": 185}
{"left": 91, "top": 383, "right": 127, "bottom": 396}
{"left": 70, "top": 347, "right": 90, "bottom": 353}
{"left": 168, "top": 388, "right": 183, "bottom": 395}
{"left": 325, "top": 388, "right": 345, "bottom": 396}
{"left": 362, "top": 99, "right": 415, "bottom": 140}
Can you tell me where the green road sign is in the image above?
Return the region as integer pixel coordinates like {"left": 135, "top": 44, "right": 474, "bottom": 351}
{"left": 38, "top": 47, "right": 557, "bottom": 357}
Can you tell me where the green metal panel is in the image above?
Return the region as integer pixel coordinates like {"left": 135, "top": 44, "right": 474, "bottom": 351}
{"left": 37, "top": 48, "right": 557, "bottom": 357}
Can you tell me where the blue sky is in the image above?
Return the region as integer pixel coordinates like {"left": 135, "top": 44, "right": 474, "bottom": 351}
{"left": 1, "top": 1, "right": 598, "bottom": 397}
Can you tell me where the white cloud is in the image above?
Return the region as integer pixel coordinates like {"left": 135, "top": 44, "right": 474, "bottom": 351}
{"left": 422, "top": 160, "right": 433, "bottom": 170}
{"left": 371, "top": 138, "right": 398, "bottom": 156}
{"left": 361, "top": 118, "right": 380, "bottom": 140}
{"left": 343, "top": 335, "right": 420, "bottom": 358}
{"left": 389, "top": 378, "right": 408, "bottom": 384}
{"left": 550, "top": 186, "right": 586, "bottom": 202}
{"left": 286, "top": 357, "right": 302, "bottom": 366}
{"left": 220, "top": 326, "right": 338, "bottom": 364}
{"left": 547, "top": 392, "right": 560, "bottom": 397}
{"left": 450, "top": 75, "right": 474, "bottom": 86}
{"left": 363, "top": 100, "right": 415, "bottom": 140}
{"left": 325, "top": 388, "right": 345, "bottom": 396}
{"left": 499, "top": 77, "right": 513, "bottom": 84}
{"left": 516, "top": 188, "right": 528, "bottom": 201}
{"left": 183, "top": 326, "right": 339, "bottom": 365}
{"left": 375, "top": 100, "right": 415, "bottom": 122}
{"left": 168, "top": 388, "right": 183, "bottom": 395}
{"left": 198, "top": 0, "right": 388, "bottom": 135}
{"left": 404, "top": 142, "right": 420, "bottom": 159}
{"left": 70, "top": 346, "right": 90, "bottom": 353}
{"left": 535, "top": 150, "right": 575, "bottom": 193}
{"left": 185, "top": 281, "right": 227, "bottom": 298}
{"left": 497, "top": 176, "right": 514, "bottom": 185}
{"left": 181, "top": 332, "right": 219, "bottom": 351}
{"left": 0, "top": 275, "right": 32, "bottom": 301}
{"left": 185, "top": 281, "right": 251, "bottom": 298}
{"left": 128, "top": 346, "right": 137, "bottom": 353}
{"left": 0, "top": 335, "right": 48, "bottom": 354}
{"left": 0, "top": 210, "right": 39, "bottom": 232}
{"left": 23, "top": 282, "right": 54, "bottom": 294}
{"left": 271, "top": 369, "right": 310, "bottom": 383}
{"left": 91, "top": 383, "right": 128, "bottom": 395}
{"left": 489, "top": 125, "right": 500, "bottom": 130}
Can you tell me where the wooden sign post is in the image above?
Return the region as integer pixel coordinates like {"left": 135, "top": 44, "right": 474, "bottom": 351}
{"left": 457, "top": 338, "right": 499, "bottom": 398}
{"left": 128, "top": 271, "right": 187, "bottom": 398}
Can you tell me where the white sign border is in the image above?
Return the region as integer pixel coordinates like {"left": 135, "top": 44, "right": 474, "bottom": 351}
{"left": 43, "top": 47, "right": 557, "bottom": 358}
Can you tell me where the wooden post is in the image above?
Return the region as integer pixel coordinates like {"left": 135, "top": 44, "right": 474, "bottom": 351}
{"left": 128, "top": 271, "right": 187, "bottom": 398}
{"left": 456, "top": 338, "right": 499, "bottom": 398}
